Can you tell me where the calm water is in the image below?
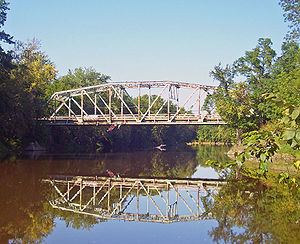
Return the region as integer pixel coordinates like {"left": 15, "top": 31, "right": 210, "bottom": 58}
{"left": 0, "top": 146, "right": 299, "bottom": 243}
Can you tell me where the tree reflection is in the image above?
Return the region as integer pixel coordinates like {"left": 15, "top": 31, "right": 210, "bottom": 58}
{"left": 207, "top": 179, "right": 300, "bottom": 243}
{"left": 0, "top": 162, "right": 54, "bottom": 243}
{"left": 0, "top": 147, "right": 242, "bottom": 242}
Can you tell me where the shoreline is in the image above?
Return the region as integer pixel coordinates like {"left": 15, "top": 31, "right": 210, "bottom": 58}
{"left": 187, "top": 141, "right": 232, "bottom": 146}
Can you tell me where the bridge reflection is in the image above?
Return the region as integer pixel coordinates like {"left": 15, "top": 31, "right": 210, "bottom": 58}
{"left": 43, "top": 176, "right": 225, "bottom": 223}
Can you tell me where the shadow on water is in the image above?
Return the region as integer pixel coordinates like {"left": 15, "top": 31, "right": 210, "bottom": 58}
{"left": 0, "top": 146, "right": 299, "bottom": 243}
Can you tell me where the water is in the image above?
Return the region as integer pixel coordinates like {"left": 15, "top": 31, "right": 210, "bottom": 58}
{"left": 0, "top": 146, "right": 299, "bottom": 243}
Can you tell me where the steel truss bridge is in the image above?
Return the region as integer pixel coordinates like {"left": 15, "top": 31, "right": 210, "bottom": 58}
{"left": 44, "top": 81, "right": 224, "bottom": 125}
{"left": 43, "top": 175, "right": 225, "bottom": 223}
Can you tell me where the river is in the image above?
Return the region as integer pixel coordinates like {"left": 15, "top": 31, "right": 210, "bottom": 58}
{"left": 0, "top": 146, "right": 299, "bottom": 243}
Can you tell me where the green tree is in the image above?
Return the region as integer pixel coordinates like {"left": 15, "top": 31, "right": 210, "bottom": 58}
{"left": 234, "top": 38, "right": 276, "bottom": 85}
{"left": 0, "top": 0, "right": 14, "bottom": 70}
{"left": 46, "top": 67, "right": 110, "bottom": 98}
{"left": 12, "top": 39, "right": 57, "bottom": 117}
{"left": 279, "top": 0, "right": 300, "bottom": 41}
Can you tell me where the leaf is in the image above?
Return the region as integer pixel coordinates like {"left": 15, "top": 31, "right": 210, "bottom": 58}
{"left": 282, "top": 129, "right": 296, "bottom": 140}
{"left": 259, "top": 162, "right": 268, "bottom": 173}
{"left": 295, "top": 131, "right": 300, "bottom": 141}
{"left": 294, "top": 161, "right": 300, "bottom": 170}
{"left": 291, "top": 139, "right": 298, "bottom": 148}
{"left": 282, "top": 116, "right": 290, "bottom": 124}
{"left": 291, "top": 107, "right": 300, "bottom": 120}
{"left": 260, "top": 153, "right": 267, "bottom": 162}
{"left": 278, "top": 172, "right": 289, "bottom": 183}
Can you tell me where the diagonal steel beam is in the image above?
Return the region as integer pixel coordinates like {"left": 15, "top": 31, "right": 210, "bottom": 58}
{"left": 97, "top": 92, "right": 117, "bottom": 118}
{"left": 140, "top": 84, "right": 168, "bottom": 121}
{"left": 81, "top": 178, "right": 110, "bottom": 211}
{"left": 71, "top": 97, "right": 88, "bottom": 116}
{"left": 83, "top": 90, "right": 110, "bottom": 123}
{"left": 111, "top": 85, "right": 138, "bottom": 121}
{"left": 169, "top": 87, "right": 200, "bottom": 122}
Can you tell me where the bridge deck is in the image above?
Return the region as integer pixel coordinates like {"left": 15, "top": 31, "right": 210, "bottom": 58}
{"left": 42, "top": 114, "right": 225, "bottom": 125}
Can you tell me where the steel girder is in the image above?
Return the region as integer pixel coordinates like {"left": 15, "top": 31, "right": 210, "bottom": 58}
{"left": 43, "top": 81, "right": 224, "bottom": 125}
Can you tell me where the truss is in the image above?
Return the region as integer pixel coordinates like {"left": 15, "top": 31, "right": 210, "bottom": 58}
{"left": 42, "top": 81, "right": 224, "bottom": 125}
{"left": 43, "top": 175, "right": 225, "bottom": 223}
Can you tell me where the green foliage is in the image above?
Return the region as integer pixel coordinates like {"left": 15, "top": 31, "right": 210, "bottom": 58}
{"left": 281, "top": 106, "right": 300, "bottom": 149}
{"left": 214, "top": 82, "right": 259, "bottom": 132}
{"left": 0, "top": 0, "right": 13, "bottom": 43}
{"left": 210, "top": 63, "right": 234, "bottom": 92}
{"left": 241, "top": 130, "right": 280, "bottom": 176}
{"left": 196, "top": 125, "right": 235, "bottom": 144}
{"left": 207, "top": 179, "right": 300, "bottom": 243}
{"left": 279, "top": 0, "right": 300, "bottom": 41}
{"left": 0, "top": 39, "right": 57, "bottom": 152}
{"left": 204, "top": 4, "right": 300, "bottom": 183}
{"left": 234, "top": 38, "right": 276, "bottom": 84}
{"left": 46, "top": 67, "right": 110, "bottom": 98}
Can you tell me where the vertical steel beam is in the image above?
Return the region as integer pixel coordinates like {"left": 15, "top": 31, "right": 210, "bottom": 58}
{"left": 54, "top": 98, "right": 57, "bottom": 119}
{"left": 93, "top": 186, "right": 96, "bottom": 205}
{"left": 137, "top": 185, "right": 140, "bottom": 218}
{"left": 79, "top": 180, "right": 83, "bottom": 209}
{"left": 148, "top": 86, "right": 151, "bottom": 117}
{"left": 67, "top": 181, "right": 70, "bottom": 201}
{"left": 94, "top": 93, "right": 97, "bottom": 115}
{"left": 107, "top": 179, "right": 111, "bottom": 211}
{"left": 120, "top": 88, "right": 124, "bottom": 118}
{"left": 197, "top": 186, "right": 200, "bottom": 216}
{"left": 167, "top": 84, "right": 171, "bottom": 121}
{"left": 119, "top": 184, "right": 123, "bottom": 212}
{"left": 80, "top": 90, "right": 84, "bottom": 119}
{"left": 109, "top": 88, "right": 112, "bottom": 123}
{"left": 138, "top": 84, "right": 141, "bottom": 121}
{"left": 68, "top": 97, "right": 71, "bottom": 117}
{"left": 198, "top": 88, "right": 201, "bottom": 119}
{"left": 176, "top": 187, "right": 179, "bottom": 215}
{"left": 147, "top": 185, "right": 150, "bottom": 214}
{"left": 176, "top": 87, "right": 179, "bottom": 113}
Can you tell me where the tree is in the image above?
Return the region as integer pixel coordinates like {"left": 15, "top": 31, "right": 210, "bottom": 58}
{"left": 210, "top": 63, "right": 234, "bottom": 93}
{"left": 0, "top": 0, "right": 14, "bottom": 71}
{"left": 279, "top": 0, "right": 300, "bottom": 42}
{"left": 234, "top": 38, "right": 276, "bottom": 85}
{"left": 12, "top": 39, "right": 57, "bottom": 118}
{"left": 46, "top": 67, "right": 110, "bottom": 98}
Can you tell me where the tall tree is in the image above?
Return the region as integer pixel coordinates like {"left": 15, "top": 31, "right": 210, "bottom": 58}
{"left": 46, "top": 67, "right": 110, "bottom": 98}
{"left": 0, "top": 0, "right": 13, "bottom": 70}
{"left": 234, "top": 38, "right": 276, "bottom": 85}
{"left": 12, "top": 39, "right": 57, "bottom": 117}
{"left": 210, "top": 63, "right": 234, "bottom": 93}
{"left": 279, "top": 0, "right": 300, "bottom": 42}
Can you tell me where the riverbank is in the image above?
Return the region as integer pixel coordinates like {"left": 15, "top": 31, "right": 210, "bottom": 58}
{"left": 226, "top": 144, "right": 299, "bottom": 174}
{"left": 187, "top": 141, "right": 232, "bottom": 146}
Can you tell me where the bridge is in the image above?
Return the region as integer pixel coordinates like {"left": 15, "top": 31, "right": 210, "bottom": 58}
{"left": 44, "top": 81, "right": 224, "bottom": 125}
{"left": 43, "top": 175, "right": 225, "bottom": 223}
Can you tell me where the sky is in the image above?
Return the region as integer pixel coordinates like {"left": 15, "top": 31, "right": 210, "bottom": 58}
{"left": 4, "top": 0, "right": 288, "bottom": 85}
